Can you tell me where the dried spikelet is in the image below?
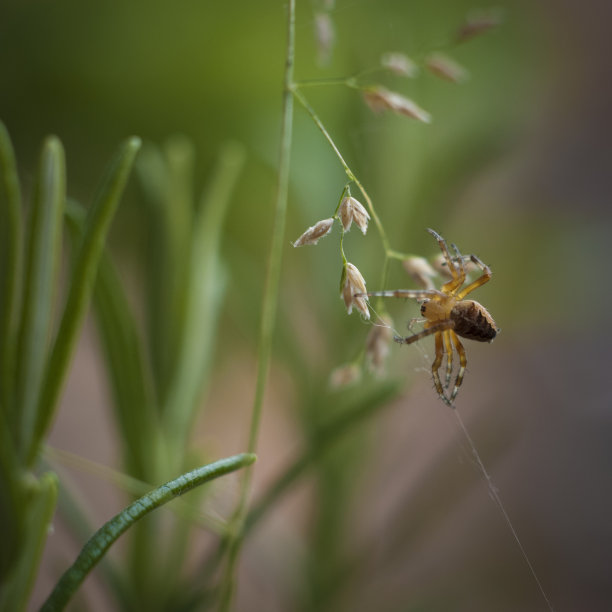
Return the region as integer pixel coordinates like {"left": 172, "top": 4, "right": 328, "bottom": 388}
{"left": 381, "top": 52, "right": 418, "bottom": 77}
{"left": 338, "top": 196, "right": 370, "bottom": 234}
{"left": 363, "top": 87, "right": 431, "bottom": 124}
{"left": 329, "top": 363, "right": 362, "bottom": 389}
{"left": 341, "top": 262, "right": 369, "bottom": 318}
{"left": 292, "top": 217, "right": 334, "bottom": 247}
{"left": 365, "top": 317, "right": 393, "bottom": 374}
{"left": 402, "top": 256, "right": 437, "bottom": 289}
{"left": 432, "top": 253, "right": 453, "bottom": 279}
{"left": 425, "top": 53, "right": 469, "bottom": 84}
{"left": 456, "top": 13, "right": 502, "bottom": 43}
{"left": 432, "top": 253, "right": 479, "bottom": 278}
{"left": 314, "top": 12, "right": 335, "bottom": 65}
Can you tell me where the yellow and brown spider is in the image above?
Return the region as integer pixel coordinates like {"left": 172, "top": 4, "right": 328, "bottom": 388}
{"left": 360, "top": 228, "right": 499, "bottom": 406}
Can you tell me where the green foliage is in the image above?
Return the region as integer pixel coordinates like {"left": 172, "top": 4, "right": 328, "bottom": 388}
{"left": 0, "top": 1, "right": 553, "bottom": 610}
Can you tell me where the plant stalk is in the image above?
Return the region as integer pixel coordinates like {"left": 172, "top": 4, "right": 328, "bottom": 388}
{"left": 218, "top": 1, "right": 296, "bottom": 609}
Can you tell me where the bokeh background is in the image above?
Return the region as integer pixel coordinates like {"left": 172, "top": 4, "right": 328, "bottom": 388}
{"left": 2, "top": 0, "right": 611, "bottom": 610}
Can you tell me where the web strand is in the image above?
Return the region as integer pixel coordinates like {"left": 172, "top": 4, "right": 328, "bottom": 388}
{"left": 451, "top": 407, "right": 555, "bottom": 611}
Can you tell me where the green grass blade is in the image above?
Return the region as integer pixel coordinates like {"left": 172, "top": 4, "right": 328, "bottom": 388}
{"left": 15, "top": 137, "right": 65, "bottom": 459}
{"left": 162, "top": 142, "right": 245, "bottom": 459}
{"left": 0, "top": 471, "right": 58, "bottom": 612}
{"left": 40, "top": 453, "right": 256, "bottom": 612}
{"left": 136, "top": 138, "right": 194, "bottom": 406}
{"left": 0, "top": 122, "right": 22, "bottom": 417}
{"left": 65, "top": 200, "right": 159, "bottom": 482}
{"left": 28, "top": 137, "right": 141, "bottom": 466}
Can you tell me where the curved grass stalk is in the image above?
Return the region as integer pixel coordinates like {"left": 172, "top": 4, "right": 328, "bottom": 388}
{"left": 217, "top": 1, "right": 296, "bottom": 609}
{"left": 40, "top": 453, "right": 256, "bottom": 612}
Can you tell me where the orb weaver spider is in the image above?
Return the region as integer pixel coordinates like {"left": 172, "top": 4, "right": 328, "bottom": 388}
{"left": 360, "top": 228, "right": 499, "bottom": 406}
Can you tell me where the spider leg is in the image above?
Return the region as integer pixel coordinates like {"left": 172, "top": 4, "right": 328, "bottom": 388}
{"left": 427, "top": 229, "right": 464, "bottom": 294}
{"left": 362, "top": 289, "right": 445, "bottom": 300}
{"left": 442, "top": 329, "right": 454, "bottom": 389}
{"left": 449, "top": 330, "right": 467, "bottom": 403}
{"left": 393, "top": 320, "right": 454, "bottom": 345}
{"left": 457, "top": 254, "right": 492, "bottom": 299}
{"left": 432, "top": 332, "right": 451, "bottom": 406}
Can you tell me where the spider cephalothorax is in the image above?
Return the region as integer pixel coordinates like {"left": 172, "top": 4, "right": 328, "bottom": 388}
{"left": 359, "top": 228, "right": 499, "bottom": 406}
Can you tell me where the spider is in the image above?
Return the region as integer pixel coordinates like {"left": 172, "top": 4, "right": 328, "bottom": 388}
{"left": 360, "top": 228, "right": 499, "bottom": 406}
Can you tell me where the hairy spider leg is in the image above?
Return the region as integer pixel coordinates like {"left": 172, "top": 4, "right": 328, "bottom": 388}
{"left": 427, "top": 228, "right": 465, "bottom": 294}
{"left": 393, "top": 319, "right": 454, "bottom": 346}
{"left": 451, "top": 243, "right": 467, "bottom": 281}
{"left": 450, "top": 330, "right": 468, "bottom": 402}
{"left": 432, "top": 332, "right": 451, "bottom": 406}
{"left": 457, "top": 254, "right": 492, "bottom": 299}
{"left": 442, "top": 329, "right": 454, "bottom": 389}
{"left": 364, "top": 289, "right": 444, "bottom": 300}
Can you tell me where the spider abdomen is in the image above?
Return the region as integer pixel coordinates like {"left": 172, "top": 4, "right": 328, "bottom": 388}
{"left": 451, "top": 300, "right": 498, "bottom": 342}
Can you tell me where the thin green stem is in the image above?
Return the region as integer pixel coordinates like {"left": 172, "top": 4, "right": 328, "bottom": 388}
{"left": 218, "top": 1, "right": 296, "bottom": 609}
{"left": 291, "top": 89, "right": 390, "bottom": 256}
{"left": 295, "top": 76, "right": 353, "bottom": 89}
{"left": 292, "top": 89, "right": 395, "bottom": 300}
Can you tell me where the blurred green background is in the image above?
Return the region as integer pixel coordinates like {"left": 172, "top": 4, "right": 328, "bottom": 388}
{"left": 2, "top": 0, "right": 611, "bottom": 610}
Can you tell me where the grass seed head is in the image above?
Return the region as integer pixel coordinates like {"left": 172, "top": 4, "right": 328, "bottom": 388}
{"left": 425, "top": 53, "right": 469, "bottom": 83}
{"left": 366, "top": 317, "right": 393, "bottom": 374}
{"left": 292, "top": 217, "right": 334, "bottom": 247}
{"left": 381, "top": 52, "right": 418, "bottom": 77}
{"left": 339, "top": 196, "right": 370, "bottom": 234}
{"left": 402, "top": 256, "right": 437, "bottom": 289}
{"left": 456, "top": 13, "right": 502, "bottom": 43}
{"left": 341, "top": 262, "right": 369, "bottom": 318}
{"left": 329, "top": 363, "right": 362, "bottom": 389}
{"left": 363, "top": 87, "right": 431, "bottom": 123}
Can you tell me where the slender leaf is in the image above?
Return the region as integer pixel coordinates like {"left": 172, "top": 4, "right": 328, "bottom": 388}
{"left": 65, "top": 200, "right": 159, "bottom": 482}
{"left": 0, "top": 472, "right": 58, "bottom": 612}
{"left": 162, "top": 142, "right": 245, "bottom": 460}
{"left": 15, "top": 137, "right": 65, "bottom": 459}
{"left": 0, "top": 122, "right": 22, "bottom": 417}
{"left": 137, "top": 138, "right": 194, "bottom": 405}
{"left": 40, "top": 453, "right": 256, "bottom": 612}
{"left": 29, "top": 137, "right": 141, "bottom": 466}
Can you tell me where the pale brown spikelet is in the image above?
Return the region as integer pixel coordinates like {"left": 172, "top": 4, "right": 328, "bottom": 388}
{"left": 432, "top": 253, "right": 479, "bottom": 278}
{"left": 432, "top": 253, "right": 453, "bottom": 279}
{"left": 341, "top": 262, "right": 369, "bottom": 318}
{"left": 425, "top": 53, "right": 468, "bottom": 83}
{"left": 329, "top": 363, "right": 362, "bottom": 389}
{"left": 365, "top": 317, "right": 393, "bottom": 374}
{"left": 314, "top": 12, "right": 335, "bottom": 66}
{"left": 381, "top": 52, "right": 418, "bottom": 77}
{"left": 292, "top": 217, "right": 334, "bottom": 247}
{"left": 456, "top": 13, "right": 502, "bottom": 43}
{"left": 339, "top": 196, "right": 370, "bottom": 234}
{"left": 363, "top": 87, "right": 431, "bottom": 124}
{"left": 402, "top": 256, "right": 437, "bottom": 289}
